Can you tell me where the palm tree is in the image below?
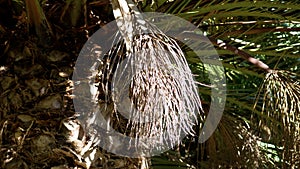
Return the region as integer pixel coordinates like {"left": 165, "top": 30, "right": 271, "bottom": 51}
{"left": 0, "top": 0, "right": 299, "bottom": 168}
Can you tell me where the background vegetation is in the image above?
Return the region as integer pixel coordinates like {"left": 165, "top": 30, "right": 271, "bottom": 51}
{"left": 0, "top": 0, "right": 299, "bottom": 168}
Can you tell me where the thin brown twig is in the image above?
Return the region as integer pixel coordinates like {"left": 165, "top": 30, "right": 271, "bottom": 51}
{"left": 18, "top": 120, "right": 34, "bottom": 151}
{"left": 177, "top": 32, "right": 272, "bottom": 73}
{"left": 208, "top": 37, "right": 272, "bottom": 73}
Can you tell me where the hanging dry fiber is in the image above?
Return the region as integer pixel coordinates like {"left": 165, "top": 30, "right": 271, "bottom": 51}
{"left": 94, "top": 0, "right": 203, "bottom": 149}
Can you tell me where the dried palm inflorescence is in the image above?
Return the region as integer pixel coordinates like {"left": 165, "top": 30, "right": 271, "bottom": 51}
{"left": 255, "top": 70, "right": 300, "bottom": 167}
{"left": 91, "top": 0, "right": 203, "bottom": 153}
{"left": 214, "top": 34, "right": 300, "bottom": 166}
{"left": 257, "top": 70, "right": 300, "bottom": 131}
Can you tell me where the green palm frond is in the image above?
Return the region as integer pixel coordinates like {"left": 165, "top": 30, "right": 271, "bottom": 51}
{"left": 170, "top": 1, "right": 300, "bottom": 21}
